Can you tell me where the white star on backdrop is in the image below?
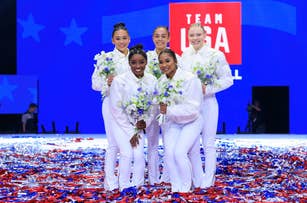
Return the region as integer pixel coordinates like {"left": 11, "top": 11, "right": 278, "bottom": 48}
{"left": 0, "top": 77, "right": 18, "bottom": 101}
{"left": 18, "top": 13, "right": 45, "bottom": 42}
{"left": 60, "top": 18, "right": 88, "bottom": 46}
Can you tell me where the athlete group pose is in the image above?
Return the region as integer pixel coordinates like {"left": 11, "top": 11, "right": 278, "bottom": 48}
{"left": 91, "top": 22, "right": 233, "bottom": 193}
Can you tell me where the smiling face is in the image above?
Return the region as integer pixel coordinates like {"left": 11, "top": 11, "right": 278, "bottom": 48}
{"left": 159, "top": 52, "right": 177, "bottom": 79}
{"left": 129, "top": 53, "right": 147, "bottom": 78}
{"left": 112, "top": 29, "right": 130, "bottom": 55}
{"left": 152, "top": 27, "right": 169, "bottom": 53}
{"left": 188, "top": 26, "right": 206, "bottom": 51}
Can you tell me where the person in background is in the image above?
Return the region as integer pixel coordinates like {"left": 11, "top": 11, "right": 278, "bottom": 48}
{"left": 248, "top": 100, "right": 266, "bottom": 133}
{"left": 21, "top": 103, "right": 38, "bottom": 133}
{"left": 91, "top": 22, "right": 130, "bottom": 191}
{"left": 109, "top": 44, "right": 157, "bottom": 190}
{"left": 181, "top": 23, "right": 233, "bottom": 188}
{"left": 157, "top": 48, "right": 203, "bottom": 192}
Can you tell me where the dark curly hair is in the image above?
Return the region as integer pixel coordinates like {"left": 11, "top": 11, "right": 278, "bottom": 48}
{"left": 128, "top": 44, "right": 147, "bottom": 62}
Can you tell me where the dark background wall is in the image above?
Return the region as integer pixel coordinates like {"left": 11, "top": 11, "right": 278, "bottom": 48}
{"left": 0, "top": 0, "right": 16, "bottom": 74}
{"left": 0, "top": 0, "right": 18, "bottom": 133}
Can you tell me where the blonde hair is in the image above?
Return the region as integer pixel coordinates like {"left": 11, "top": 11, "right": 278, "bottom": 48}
{"left": 188, "top": 23, "right": 206, "bottom": 33}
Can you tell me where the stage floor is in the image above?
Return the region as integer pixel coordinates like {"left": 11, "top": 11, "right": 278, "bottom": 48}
{"left": 0, "top": 134, "right": 306, "bottom": 202}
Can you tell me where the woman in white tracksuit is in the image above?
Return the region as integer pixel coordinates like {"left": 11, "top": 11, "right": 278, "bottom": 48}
{"left": 91, "top": 23, "right": 130, "bottom": 191}
{"left": 146, "top": 26, "right": 183, "bottom": 184}
{"left": 181, "top": 23, "right": 233, "bottom": 188}
{"left": 109, "top": 45, "right": 157, "bottom": 190}
{"left": 158, "top": 48, "right": 203, "bottom": 192}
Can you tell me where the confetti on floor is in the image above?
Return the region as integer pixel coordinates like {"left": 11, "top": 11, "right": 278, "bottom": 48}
{"left": 0, "top": 134, "right": 306, "bottom": 202}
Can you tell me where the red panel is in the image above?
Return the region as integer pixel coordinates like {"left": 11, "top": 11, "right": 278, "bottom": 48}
{"left": 169, "top": 2, "right": 242, "bottom": 64}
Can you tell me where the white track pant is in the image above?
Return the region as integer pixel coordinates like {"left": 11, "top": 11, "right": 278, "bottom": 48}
{"left": 201, "top": 95, "right": 218, "bottom": 188}
{"left": 159, "top": 130, "right": 170, "bottom": 183}
{"left": 146, "top": 119, "right": 160, "bottom": 184}
{"left": 111, "top": 119, "right": 145, "bottom": 190}
{"left": 103, "top": 97, "right": 145, "bottom": 190}
{"left": 146, "top": 109, "right": 170, "bottom": 184}
{"left": 189, "top": 95, "right": 219, "bottom": 188}
{"left": 103, "top": 97, "right": 119, "bottom": 191}
{"left": 163, "top": 116, "right": 203, "bottom": 192}
{"left": 188, "top": 138, "right": 203, "bottom": 188}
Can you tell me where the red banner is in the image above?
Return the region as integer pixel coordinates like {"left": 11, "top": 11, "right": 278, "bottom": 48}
{"left": 169, "top": 2, "right": 241, "bottom": 64}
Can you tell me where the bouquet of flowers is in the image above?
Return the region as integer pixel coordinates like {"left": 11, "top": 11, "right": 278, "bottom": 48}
{"left": 154, "top": 79, "right": 184, "bottom": 125}
{"left": 192, "top": 56, "right": 219, "bottom": 86}
{"left": 121, "top": 87, "right": 154, "bottom": 135}
{"left": 147, "top": 58, "right": 162, "bottom": 79}
{"left": 94, "top": 51, "right": 117, "bottom": 99}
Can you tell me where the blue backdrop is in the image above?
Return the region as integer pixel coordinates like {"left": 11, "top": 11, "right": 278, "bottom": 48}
{"left": 0, "top": 76, "right": 37, "bottom": 113}
{"left": 16, "top": 0, "right": 307, "bottom": 133}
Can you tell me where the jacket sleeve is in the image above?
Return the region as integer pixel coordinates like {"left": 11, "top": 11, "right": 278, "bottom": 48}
{"left": 205, "top": 52, "right": 233, "bottom": 96}
{"left": 91, "top": 65, "right": 107, "bottom": 92}
{"left": 109, "top": 78, "right": 136, "bottom": 139}
{"left": 167, "top": 77, "right": 202, "bottom": 124}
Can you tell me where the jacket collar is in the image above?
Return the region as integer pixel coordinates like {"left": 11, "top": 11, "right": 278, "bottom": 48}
{"left": 113, "top": 48, "right": 129, "bottom": 58}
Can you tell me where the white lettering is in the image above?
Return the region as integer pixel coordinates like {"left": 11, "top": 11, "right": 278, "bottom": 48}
{"left": 215, "top": 14, "right": 223, "bottom": 24}
{"left": 185, "top": 13, "right": 223, "bottom": 25}
{"left": 180, "top": 28, "right": 188, "bottom": 51}
{"left": 195, "top": 14, "right": 201, "bottom": 23}
{"left": 180, "top": 26, "right": 230, "bottom": 54}
{"left": 186, "top": 14, "right": 192, "bottom": 24}
{"left": 204, "top": 26, "right": 212, "bottom": 48}
{"left": 233, "top": 69, "right": 242, "bottom": 80}
{"left": 215, "top": 27, "right": 229, "bottom": 53}
{"left": 204, "top": 14, "right": 211, "bottom": 24}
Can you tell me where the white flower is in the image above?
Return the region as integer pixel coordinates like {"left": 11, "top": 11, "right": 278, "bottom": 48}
{"left": 154, "top": 79, "right": 184, "bottom": 125}
{"left": 192, "top": 53, "right": 220, "bottom": 86}
{"left": 155, "top": 79, "right": 184, "bottom": 106}
{"left": 121, "top": 87, "right": 154, "bottom": 125}
{"left": 94, "top": 51, "right": 117, "bottom": 100}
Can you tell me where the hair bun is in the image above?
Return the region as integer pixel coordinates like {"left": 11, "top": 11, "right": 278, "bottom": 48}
{"left": 128, "top": 44, "right": 147, "bottom": 61}
{"left": 114, "top": 22, "right": 126, "bottom": 29}
{"left": 130, "top": 44, "right": 143, "bottom": 51}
